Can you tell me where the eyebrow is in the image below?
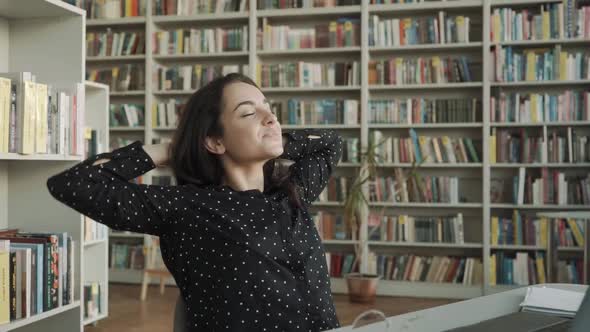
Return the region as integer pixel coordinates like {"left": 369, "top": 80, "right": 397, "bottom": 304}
{"left": 232, "top": 99, "right": 269, "bottom": 112}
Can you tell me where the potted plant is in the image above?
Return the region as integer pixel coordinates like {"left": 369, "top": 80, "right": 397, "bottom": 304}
{"left": 343, "top": 136, "right": 423, "bottom": 304}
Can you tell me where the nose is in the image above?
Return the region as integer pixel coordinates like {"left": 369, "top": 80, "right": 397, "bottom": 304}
{"left": 261, "top": 107, "right": 278, "bottom": 125}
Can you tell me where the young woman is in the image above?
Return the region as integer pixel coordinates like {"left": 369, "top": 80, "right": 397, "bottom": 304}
{"left": 47, "top": 73, "right": 343, "bottom": 331}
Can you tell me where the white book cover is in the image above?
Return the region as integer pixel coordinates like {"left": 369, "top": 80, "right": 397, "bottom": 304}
{"left": 521, "top": 286, "right": 585, "bottom": 317}
{"left": 517, "top": 167, "right": 526, "bottom": 205}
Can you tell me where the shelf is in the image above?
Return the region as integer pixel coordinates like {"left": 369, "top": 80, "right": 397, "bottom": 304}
{"left": 491, "top": 204, "right": 590, "bottom": 210}
{"left": 153, "top": 52, "right": 249, "bottom": 61}
{"left": 152, "top": 12, "right": 249, "bottom": 24}
{"left": 110, "top": 126, "right": 145, "bottom": 132}
{"left": 378, "top": 163, "right": 483, "bottom": 168}
{"left": 491, "top": 163, "right": 590, "bottom": 168}
{"left": 0, "top": 0, "right": 85, "bottom": 18}
{"left": 87, "top": 17, "right": 146, "bottom": 26}
{"left": 83, "top": 313, "right": 108, "bottom": 326}
{"left": 282, "top": 124, "right": 360, "bottom": 129}
{"left": 261, "top": 86, "right": 361, "bottom": 93}
{"left": 312, "top": 201, "right": 345, "bottom": 207}
{"left": 257, "top": 47, "right": 361, "bottom": 56}
{"left": 369, "top": 123, "right": 482, "bottom": 129}
{"left": 370, "top": 82, "right": 483, "bottom": 90}
{"left": 153, "top": 90, "right": 193, "bottom": 96}
{"left": 370, "top": 202, "right": 483, "bottom": 208}
{"left": 258, "top": 6, "right": 361, "bottom": 18}
{"left": 487, "top": 284, "right": 519, "bottom": 294}
{"left": 491, "top": 80, "right": 590, "bottom": 87}
{"left": 84, "top": 238, "right": 108, "bottom": 247}
{"left": 323, "top": 240, "right": 358, "bottom": 245}
{"left": 153, "top": 126, "right": 176, "bottom": 131}
{"left": 490, "top": 245, "right": 546, "bottom": 250}
{"left": 0, "top": 301, "right": 81, "bottom": 331}
{"left": 558, "top": 246, "right": 584, "bottom": 252}
{"left": 370, "top": 42, "right": 483, "bottom": 52}
{"left": 491, "top": 121, "right": 590, "bottom": 128}
{"left": 337, "top": 162, "right": 361, "bottom": 167}
{"left": 369, "top": 0, "right": 483, "bottom": 14}
{"left": 110, "top": 232, "right": 145, "bottom": 239}
{"left": 87, "top": 55, "right": 146, "bottom": 62}
{"left": 493, "top": 38, "right": 590, "bottom": 47}
{"left": 110, "top": 90, "right": 145, "bottom": 96}
{"left": 0, "top": 153, "right": 83, "bottom": 161}
{"left": 369, "top": 241, "right": 483, "bottom": 249}
{"left": 491, "top": 0, "right": 562, "bottom": 7}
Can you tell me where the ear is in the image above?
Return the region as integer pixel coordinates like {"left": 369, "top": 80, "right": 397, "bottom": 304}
{"left": 204, "top": 136, "right": 226, "bottom": 155}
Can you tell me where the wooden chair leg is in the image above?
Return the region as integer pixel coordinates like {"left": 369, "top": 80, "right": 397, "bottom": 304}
{"left": 140, "top": 272, "right": 150, "bottom": 301}
{"left": 159, "top": 277, "right": 166, "bottom": 295}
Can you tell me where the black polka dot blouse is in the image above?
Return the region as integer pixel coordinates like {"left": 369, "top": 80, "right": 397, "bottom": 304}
{"left": 47, "top": 129, "right": 344, "bottom": 332}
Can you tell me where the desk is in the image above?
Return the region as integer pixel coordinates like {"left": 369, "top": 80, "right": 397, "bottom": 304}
{"left": 329, "top": 283, "right": 588, "bottom": 332}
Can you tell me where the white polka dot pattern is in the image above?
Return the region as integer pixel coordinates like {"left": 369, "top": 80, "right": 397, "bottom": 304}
{"left": 46, "top": 129, "right": 344, "bottom": 331}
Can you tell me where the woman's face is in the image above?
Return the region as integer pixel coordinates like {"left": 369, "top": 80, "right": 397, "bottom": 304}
{"left": 213, "top": 81, "right": 283, "bottom": 164}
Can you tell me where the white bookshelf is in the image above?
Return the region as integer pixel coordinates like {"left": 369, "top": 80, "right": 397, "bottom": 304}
{"left": 81, "top": 81, "right": 109, "bottom": 327}
{"left": 79, "top": 0, "right": 590, "bottom": 298}
{"left": 0, "top": 0, "right": 88, "bottom": 331}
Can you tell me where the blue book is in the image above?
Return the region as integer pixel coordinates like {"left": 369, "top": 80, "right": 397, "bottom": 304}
{"left": 11, "top": 243, "right": 43, "bottom": 315}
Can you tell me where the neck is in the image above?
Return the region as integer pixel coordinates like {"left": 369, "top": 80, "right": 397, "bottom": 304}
{"left": 220, "top": 158, "right": 266, "bottom": 192}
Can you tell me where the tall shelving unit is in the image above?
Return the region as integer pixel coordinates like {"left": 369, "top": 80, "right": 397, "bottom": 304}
{"left": 81, "top": 81, "right": 109, "bottom": 326}
{"left": 0, "top": 0, "right": 107, "bottom": 330}
{"left": 80, "top": 0, "right": 590, "bottom": 298}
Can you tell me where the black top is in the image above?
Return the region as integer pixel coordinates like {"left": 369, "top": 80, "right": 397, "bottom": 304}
{"left": 47, "top": 128, "right": 343, "bottom": 332}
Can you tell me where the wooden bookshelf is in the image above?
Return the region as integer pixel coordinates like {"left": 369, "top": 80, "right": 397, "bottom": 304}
{"left": 74, "top": 0, "right": 590, "bottom": 298}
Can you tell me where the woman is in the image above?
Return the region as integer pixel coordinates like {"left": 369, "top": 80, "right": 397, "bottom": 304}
{"left": 47, "top": 73, "right": 343, "bottom": 331}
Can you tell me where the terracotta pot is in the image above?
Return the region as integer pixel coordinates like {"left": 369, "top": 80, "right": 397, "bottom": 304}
{"left": 345, "top": 273, "right": 381, "bottom": 304}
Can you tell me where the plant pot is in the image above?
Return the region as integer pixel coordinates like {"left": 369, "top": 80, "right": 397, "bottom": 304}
{"left": 345, "top": 273, "right": 381, "bottom": 304}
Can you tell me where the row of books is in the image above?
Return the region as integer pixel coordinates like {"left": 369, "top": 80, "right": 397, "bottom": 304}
{"left": 369, "top": 173, "right": 462, "bottom": 204}
{"left": 369, "top": 13, "right": 471, "bottom": 47}
{"left": 508, "top": 168, "right": 589, "bottom": 205}
{"left": 0, "top": 73, "right": 85, "bottom": 156}
{"left": 368, "top": 213, "right": 465, "bottom": 244}
{"left": 369, "top": 98, "right": 480, "bottom": 124}
{"left": 547, "top": 128, "right": 590, "bottom": 163}
{"left": 342, "top": 137, "right": 360, "bottom": 163}
{"left": 491, "top": 128, "right": 545, "bottom": 163}
{"left": 259, "top": 18, "right": 360, "bottom": 50}
{"left": 68, "top": 0, "right": 146, "bottom": 19}
{"left": 369, "top": 254, "right": 483, "bottom": 285}
{"left": 325, "top": 253, "right": 357, "bottom": 278}
{"left": 153, "top": 27, "right": 249, "bottom": 55}
{"left": 256, "top": 62, "right": 360, "bottom": 87}
{"left": 491, "top": 46, "right": 590, "bottom": 82}
{"left": 87, "top": 30, "right": 145, "bottom": 57}
{"left": 490, "top": 212, "right": 549, "bottom": 246}
{"left": 154, "top": 64, "right": 248, "bottom": 91}
{"left": 490, "top": 90, "right": 590, "bottom": 123}
{"left": 153, "top": 0, "right": 248, "bottom": 15}
{"left": 110, "top": 104, "right": 145, "bottom": 127}
{"left": 152, "top": 99, "right": 183, "bottom": 128}
{"left": 371, "top": 129, "right": 480, "bottom": 164}
{"left": 318, "top": 176, "right": 351, "bottom": 203}
{"left": 83, "top": 217, "right": 109, "bottom": 242}
{"left": 87, "top": 65, "right": 145, "bottom": 92}
{"left": 368, "top": 56, "right": 474, "bottom": 85}
{"left": 489, "top": 251, "right": 546, "bottom": 286}
{"left": 490, "top": 3, "right": 590, "bottom": 42}
{"left": 110, "top": 137, "right": 142, "bottom": 152}
{"left": 258, "top": 0, "right": 359, "bottom": 9}
{"left": 270, "top": 99, "right": 359, "bottom": 125}
{"left": 0, "top": 229, "right": 74, "bottom": 324}
{"left": 557, "top": 259, "right": 584, "bottom": 284}
{"left": 83, "top": 282, "right": 103, "bottom": 320}
{"left": 109, "top": 243, "right": 145, "bottom": 270}
{"left": 553, "top": 218, "right": 586, "bottom": 247}
{"left": 313, "top": 211, "right": 348, "bottom": 240}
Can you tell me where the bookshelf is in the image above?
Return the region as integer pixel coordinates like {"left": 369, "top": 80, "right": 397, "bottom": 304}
{"left": 76, "top": 0, "right": 590, "bottom": 298}
{"left": 0, "top": 0, "right": 97, "bottom": 331}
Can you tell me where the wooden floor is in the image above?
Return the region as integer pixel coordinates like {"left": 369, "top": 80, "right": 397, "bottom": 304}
{"left": 86, "top": 284, "right": 457, "bottom": 331}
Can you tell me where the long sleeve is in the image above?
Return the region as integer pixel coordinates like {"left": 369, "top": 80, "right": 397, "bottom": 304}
{"left": 281, "top": 129, "right": 343, "bottom": 205}
{"left": 46, "top": 140, "right": 179, "bottom": 236}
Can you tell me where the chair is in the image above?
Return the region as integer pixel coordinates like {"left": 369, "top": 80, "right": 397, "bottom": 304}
{"left": 140, "top": 235, "right": 174, "bottom": 300}
{"left": 174, "top": 295, "right": 188, "bottom": 332}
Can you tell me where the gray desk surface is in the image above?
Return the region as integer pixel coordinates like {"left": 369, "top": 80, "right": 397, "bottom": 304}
{"left": 330, "top": 283, "right": 588, "bottom": 332}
